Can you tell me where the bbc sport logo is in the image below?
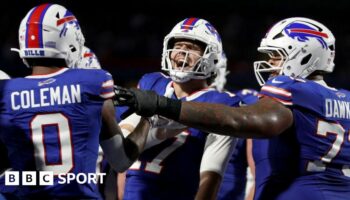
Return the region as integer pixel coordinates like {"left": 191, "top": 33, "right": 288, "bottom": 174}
{"left": 5, "top": 171, "right": 106, "bottom": 186}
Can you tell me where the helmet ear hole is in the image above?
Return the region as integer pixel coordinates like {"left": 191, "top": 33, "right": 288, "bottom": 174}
{"left": 272, "top": 32, "right": 284, "bottom": 40}
{"left": 301, "top": 54, "right": 312, "bottom": 65}
{"left": 214, "top": 59, "right": 218, "bottom": 65}
{"left": 69, "top": 45, "right": 77, "bottom": 53}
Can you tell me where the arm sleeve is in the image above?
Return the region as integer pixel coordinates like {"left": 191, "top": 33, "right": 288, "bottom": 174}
{"left": 200, "top": 134, "right": 236, "bottom": 176}
{"left": 100, "top": 134, "right": 134, "bottom": 172}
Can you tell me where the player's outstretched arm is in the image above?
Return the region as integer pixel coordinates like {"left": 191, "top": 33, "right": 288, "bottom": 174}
{"left": 114, "top": 87, "right": 293, "bottom": 138}
{"left": 178, "top": 96, "right": 293, "bottom": 138}
{"left": 100, "top": 99, "right": 149, "bottom": 172}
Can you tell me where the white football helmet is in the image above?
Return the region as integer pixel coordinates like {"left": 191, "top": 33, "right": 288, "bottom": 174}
{"left": 254, "top": 17, "right": 335, "bottom": 85}
{"left": 75, "top": 46, "right": 101, "bottom": 69}
{"left": 161, "top": 18, "right": 223, "bottom": 83}
{"left": 0, "top": 70, "right": 10, "bottom": 80}
{"left": 210, "top": 52, "right": 229, "bottom": 92}
{"left": 13, "top": 3, "right": 85, "bottom": 68}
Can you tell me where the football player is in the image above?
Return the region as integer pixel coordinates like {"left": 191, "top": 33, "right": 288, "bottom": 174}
{"left": 0, "top": 4, "right": 149, "bottom": 199}
{"left": 115, "top": 17, "right": 350, "bottom": 200}
{"left": 117, "top": 18, "right": 241, "bottom": 200}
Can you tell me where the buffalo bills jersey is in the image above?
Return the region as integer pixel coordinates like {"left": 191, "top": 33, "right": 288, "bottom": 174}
{"left": 123, "top": 72, "right": 238, "bottom": 200}
{"left": 256, "top": 75, "right": 350, "bottom": 200}
{"left": 217, "top": 89, "right": 258, "bottom": 200}
{"left": 115, "top": 106, "right": 129, "bottom": 122}
{"left": 0, "top": 68, "right": 114, "bottom": 199}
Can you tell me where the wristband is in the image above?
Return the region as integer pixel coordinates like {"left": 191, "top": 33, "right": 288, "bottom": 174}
{"left": 157, "top": 96, "right": 182, "bottom": 120}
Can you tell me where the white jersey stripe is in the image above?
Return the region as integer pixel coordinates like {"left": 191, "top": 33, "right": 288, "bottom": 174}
{"left": 261, "top": 85, "right": 292, "bottom": 98}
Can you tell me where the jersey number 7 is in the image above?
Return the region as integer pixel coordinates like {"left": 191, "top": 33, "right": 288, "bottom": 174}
{"left": 307, "top": 120, "right": 350, "bottom": 177}
{"left": 129, "top": 131, "right": 189, "bottom": 174}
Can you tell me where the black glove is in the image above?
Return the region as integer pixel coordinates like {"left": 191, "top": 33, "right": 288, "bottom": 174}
{"left": 113, "top": 85, "right": 136, "bottom": 106}
{"left": 114, "top": 86, "right": 182, "bottom": 120}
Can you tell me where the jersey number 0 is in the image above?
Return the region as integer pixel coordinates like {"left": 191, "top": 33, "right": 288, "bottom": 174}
{"left": 30, "top": 113, "right": 74, "bottom": 175}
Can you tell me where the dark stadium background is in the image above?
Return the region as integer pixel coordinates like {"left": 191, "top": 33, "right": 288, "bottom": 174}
{"left": 1, "top": 0, "right": 350, "bottom": 91}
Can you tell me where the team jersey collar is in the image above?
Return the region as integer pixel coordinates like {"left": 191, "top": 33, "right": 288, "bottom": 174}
{"left": 165, "top": 81, "right": 215, "bottom": 101}
{"left": 165, "top": 81, "right": 175, "bottom": 98}
{"left": 25, "top": 68, "right": 69, "bottom": 79}
{"left": 314, "top": 79, "right": 337, "bottom": 91}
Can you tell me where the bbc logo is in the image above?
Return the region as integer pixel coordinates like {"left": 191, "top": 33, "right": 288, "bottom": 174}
{"left": 5, "top": 171, "right": 106, "bottom": 186}
{"left": 5, "top": 171, "right": 53, "bottom": 186}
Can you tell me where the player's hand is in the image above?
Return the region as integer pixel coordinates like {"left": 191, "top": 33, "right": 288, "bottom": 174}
{"left": 113, "top": 86, "right": 159, "bottom": 118}
{"left": 113, "top": 85, "right": 136, "bottom": 107}
{"left": 114, "top": 86, "right": 182, "bottom": 120}
{"left": 113, "top": 86, "right": 132, "bottom": 105}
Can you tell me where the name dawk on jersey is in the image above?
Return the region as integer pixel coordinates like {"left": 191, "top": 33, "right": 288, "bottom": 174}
{"left": 325, "top": 98, "right": 350, "bottom": 119}
{"left": 11, "top": 84, "right": 81, "bottom": 111}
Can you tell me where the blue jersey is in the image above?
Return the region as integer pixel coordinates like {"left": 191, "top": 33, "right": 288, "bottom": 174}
{"left": 235, "top": 89, "right": 259, "bottom": 106}
{"left": 256, "top": 75, "right": 350, "bottom": 200}
{"left": 218, "top": 89, "right": 258, "bottom": 200}
{"left": 115, "top": 106, "right": 129, "bottom": 122}
{"left": 123, "top": 72, "right": 239, "bottom": 200}
{"left": 0, "top": 68, "right": 114, "bottom": 199}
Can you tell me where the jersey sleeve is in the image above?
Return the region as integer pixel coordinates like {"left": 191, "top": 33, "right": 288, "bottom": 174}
{"left": 259, "top": 75, "right": 294, "bottom": 106}
{"left": 79, "top": 69, "right": 115, "bottom": 101}
{"left": 260, "top": 75, "right": 323, "bottom": 114}
{"left": 98, "top": 71, "right": 115, "bottom": 99}
{"left": 200, "top": 134, "right": 236, "bottom": 176}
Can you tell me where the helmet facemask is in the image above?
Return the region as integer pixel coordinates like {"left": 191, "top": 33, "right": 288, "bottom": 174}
{"left": 254, "top": 47, "right": 287, "bottom": 86}
{"left": 162, "top": 41, "right": 215, "bottom": 83}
